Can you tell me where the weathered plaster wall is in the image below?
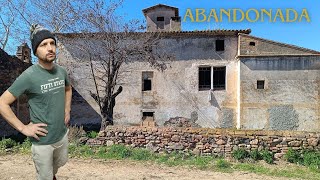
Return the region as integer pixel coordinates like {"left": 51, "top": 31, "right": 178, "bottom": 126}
{"left": 239, "top": 34, "right": 319, "bottom": 55}
{"left": 240, "top": 56, "right": 320, "bottom": 131}
{"left": 145, "top": 7, "right": 177, "bottom": 32}
{"left": 57, "top": 34, "right": 239, "bottom": 128}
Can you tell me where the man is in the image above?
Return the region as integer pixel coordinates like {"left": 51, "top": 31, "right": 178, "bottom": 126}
{"left": 0, "top": 24, "right": 72, "bottom": 180}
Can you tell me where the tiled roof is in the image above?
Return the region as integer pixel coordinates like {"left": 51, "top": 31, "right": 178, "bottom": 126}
{"left": 56, "top": 29, "right": 251, "bottom": 39}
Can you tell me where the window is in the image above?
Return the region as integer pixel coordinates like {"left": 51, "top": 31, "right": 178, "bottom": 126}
{"left": 216, "top": 40, "right": 225, "bottom": 51}
{"left": 142, "top": 71, "right": 153, "bottom": 91}
{"left": 257, "top": 80, "right": 265, "bottom": 89}
{"left": 157, "top": 17, "right": 164, "bottom": 21}
{"left": 212, "top": 67, "right": 226, "bottom": 89}
{"left": 199, "top": 67, "right": 211, "bottom": 90}
{"left": 199, "top": 66, "right": 226, "bottom": 91}
{"left": 249, "top": 41, "right": 256, "bottom": 46}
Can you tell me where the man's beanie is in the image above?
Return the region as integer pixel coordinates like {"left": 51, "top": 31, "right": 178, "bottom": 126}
{"left": 30, "top": 24, "right": 56, "bottom": 55}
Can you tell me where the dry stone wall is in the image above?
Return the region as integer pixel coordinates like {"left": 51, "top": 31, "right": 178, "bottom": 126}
{"left": 87, "top": 126, "right": 320, "bottom": 159}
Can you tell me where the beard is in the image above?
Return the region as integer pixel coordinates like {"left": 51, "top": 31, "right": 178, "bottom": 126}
{"left": 40, "top": 53, "right": 56, "bottom": 63}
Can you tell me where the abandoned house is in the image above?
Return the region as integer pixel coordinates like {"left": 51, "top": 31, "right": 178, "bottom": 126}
{"left": 0, "top": 43, "right": 32, "bottom": 136}
{"left": 55, "top": 4, "right": 320, "bottom": 132}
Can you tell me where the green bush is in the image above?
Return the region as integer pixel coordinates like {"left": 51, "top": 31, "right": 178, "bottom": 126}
{"left": 232, "top": 148, "right": 249, "bottom": 161}
{"left": 19, "top": 138, "right": 32, "bottom": 153}
{"left": 87, "top": 131, "right": 98, "bottom": 138}
{"left": 0, "top": 138, "right": 18, "bottom": 153}
{"left": 285, "top": 148, "right": 303, "bottom": 164}
{"left": 249, "top": 149, "right": 262, "bottom": 161}
{"left": 302, "top": 150, "right": 320, "bottom": 169}
{"left": 260, "top": 150, "right": 274, "bottom": 164}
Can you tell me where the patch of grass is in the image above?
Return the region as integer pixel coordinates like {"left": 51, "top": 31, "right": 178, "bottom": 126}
{"left": 131, "top": 148, "right": 154, "bottom": 161}
{"left": 1, "top": 137, "right": 320, "bottom": 180}
{"left": 215, "top": 159, "right": 231, "bottom": 169}
{"left": 106, "top": 144, "right": 132, "bottom": 159}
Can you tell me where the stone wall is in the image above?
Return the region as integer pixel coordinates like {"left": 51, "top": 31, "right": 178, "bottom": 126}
{"left": 0, "top": 48, "right": 31, "bottom": 137}
{"left": 87, "top": 126, "right": 320, "bottom": 159}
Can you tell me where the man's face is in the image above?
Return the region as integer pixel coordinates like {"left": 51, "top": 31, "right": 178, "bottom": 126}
{"left": 36, "top": 38, "right": 56, "bottom": 63}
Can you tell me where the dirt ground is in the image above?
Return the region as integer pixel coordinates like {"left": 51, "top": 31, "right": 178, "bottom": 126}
{"left": 0, "top": 154, "right": 298, "bottom": 180}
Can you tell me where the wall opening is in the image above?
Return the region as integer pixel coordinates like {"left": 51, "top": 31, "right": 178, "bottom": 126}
{"left": 142, "top": 71, "right": 153, "bottom": 91}
{"left": 141, "top": 111, "right": 156, "bottom": 127}
{"left": 257, "top": 80, "right": 265, "bottom": 89}
{"left": 157, "top": 16, "right": 164, "bottom": 21}
{"left": 215, "top": 40, "right": 225, "bottom": 51}
{"left": 249, "top": 41, "right": 256, "bottom": 46}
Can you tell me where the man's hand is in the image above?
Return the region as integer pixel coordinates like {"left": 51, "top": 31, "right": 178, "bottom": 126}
{"left": 21, "top": 122, "right": 48, "bottom": 141}
{"left": 64, "top": 111, "right": 70, "bottom": 127}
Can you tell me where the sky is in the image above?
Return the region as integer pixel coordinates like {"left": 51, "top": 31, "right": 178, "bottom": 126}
{"left": 116, "top": 0, "right": 320, "bottom": 52}
{"left": 3, "top": 0, "right": 320, "bottom": 55}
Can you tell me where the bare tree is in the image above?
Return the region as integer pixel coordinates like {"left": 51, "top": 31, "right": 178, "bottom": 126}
{"left": 57, "top": 0, "right": 173, "bottom": 130}
{"left": 0, "top": 0, "right": 28, "bottom": 51}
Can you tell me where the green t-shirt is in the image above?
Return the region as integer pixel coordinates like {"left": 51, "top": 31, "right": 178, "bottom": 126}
{"left": 8, "top": 64, "right": 70, "bottom": 145}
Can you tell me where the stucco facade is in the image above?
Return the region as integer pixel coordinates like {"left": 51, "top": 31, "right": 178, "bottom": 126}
{"left": 56, "top": 4, "right": 320, "bottom": 132}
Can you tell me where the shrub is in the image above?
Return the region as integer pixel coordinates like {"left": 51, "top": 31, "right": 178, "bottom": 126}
{"left": 19, "top": 138, "right": 32, "bottom": 154}
{"left": 232, "top": 148, "right": 249, "bottom": 161}
{"left": 249, "top": 149, "right": 262, "bottom": 161}
{"left": 87, "top": 131, "right": 98, "bottom": 138}
{"left": 260, "top": 150, "right": 274, "bottom": 164}
{"left": 285, "top": 148, "right": 303, "bottom": 164}
{"left": 0, "top": 138, "right": 18, "bottom": 153}
{"left": 302, "top": 150, "right": 320, "bottom": 169}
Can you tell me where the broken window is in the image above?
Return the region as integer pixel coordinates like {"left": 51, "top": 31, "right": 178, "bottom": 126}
{"left": 199, "top": 66, "right": 226, "bottom": 91}
{"left": 257, "top": 80, "right": 265, "bottom": 89}
{"left": 142, "top": 71, "right": 153, "bottom": 91}
{"left": 215, "top": 40, "right": 225, "bottom": 51}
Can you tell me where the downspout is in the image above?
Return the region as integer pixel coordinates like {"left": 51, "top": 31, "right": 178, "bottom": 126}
{"left": 236, "top": 34, "right": 241, "bottom": 129}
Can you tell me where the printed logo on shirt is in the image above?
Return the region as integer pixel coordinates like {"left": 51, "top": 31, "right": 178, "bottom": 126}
{"left": 40, "top": 77, "right": 65, "bottom": 94}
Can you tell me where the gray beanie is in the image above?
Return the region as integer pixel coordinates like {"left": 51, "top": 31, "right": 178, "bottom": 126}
{"left": 30, "top": 24, "right": 56, "bottom": 55}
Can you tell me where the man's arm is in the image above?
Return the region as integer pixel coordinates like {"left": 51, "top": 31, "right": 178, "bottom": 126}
{"left": 64, "top": 85, "right": 72, "bottom": 126}
{"left": 0, "top": 90, "right": 48, "bottom": 140}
